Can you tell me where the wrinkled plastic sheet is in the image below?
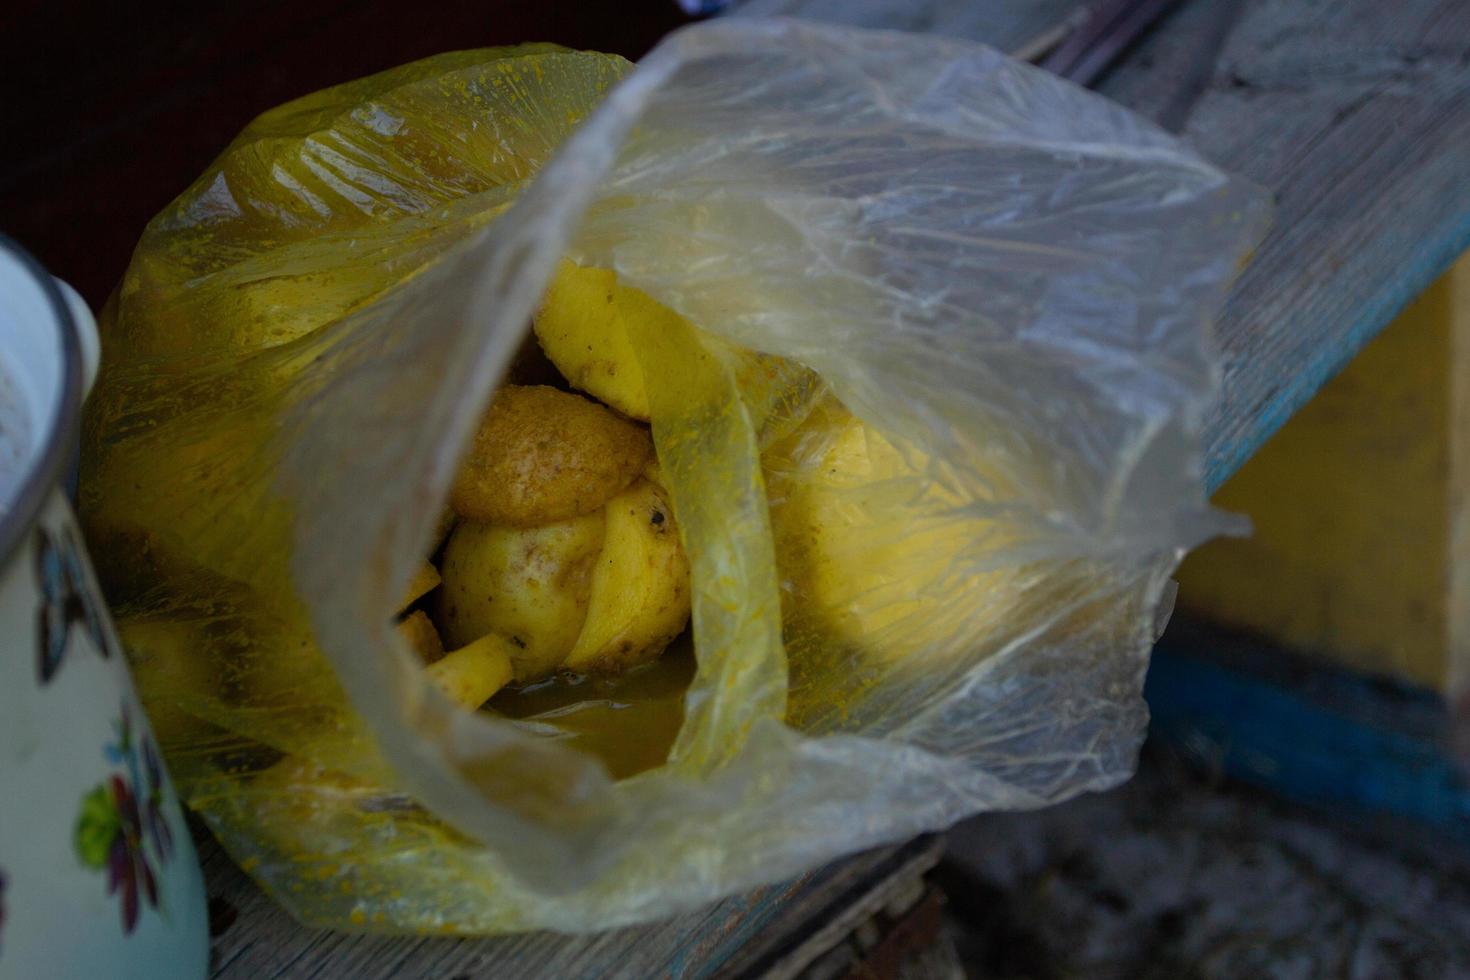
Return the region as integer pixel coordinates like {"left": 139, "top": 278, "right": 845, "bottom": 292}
{"left": 82, "top": 19, "right": 1268, "bottom": 933}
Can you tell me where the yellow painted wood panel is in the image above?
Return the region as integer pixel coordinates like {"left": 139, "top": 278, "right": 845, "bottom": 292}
{"left": 1451, "top": 256, "right": 1470, "bottom": 705}
{"left": 1177, "top": 256, "right": 1469, "bottom": 690}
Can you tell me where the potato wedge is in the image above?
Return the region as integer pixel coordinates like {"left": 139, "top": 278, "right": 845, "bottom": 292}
{"left": 450, "top": 384, "right": 651, "bottom": 526}
{"left": 436, "top": 512, "right": 605, "bottom": 680}
{"left": 564, "top": 478, "right": 691, "bottom": 673}
{"left": 425, "top": 633, "right": 516, "bottom": 710}
{"left": 535, "top": 260, "right": 823, "bottom": 445}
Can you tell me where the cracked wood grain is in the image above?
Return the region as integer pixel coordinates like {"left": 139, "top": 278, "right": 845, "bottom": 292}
{"left": 1098, "top": 0, "right": 1470, "bottom": 489}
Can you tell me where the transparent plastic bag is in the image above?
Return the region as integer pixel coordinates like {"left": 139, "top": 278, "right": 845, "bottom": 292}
{"left": 81, "top": 19, "right": 1269, "bottom": 933}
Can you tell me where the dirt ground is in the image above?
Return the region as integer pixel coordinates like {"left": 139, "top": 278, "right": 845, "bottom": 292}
{"left": 938, "top": 744, "right": 1470, "bottom": 979}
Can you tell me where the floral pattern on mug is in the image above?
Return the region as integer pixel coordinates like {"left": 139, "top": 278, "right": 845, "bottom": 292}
{"left": 35, "top": 524, "right": 114, "bottom": 684}
{"left": 74, "top": 706, "right": 175, "bottom": 934}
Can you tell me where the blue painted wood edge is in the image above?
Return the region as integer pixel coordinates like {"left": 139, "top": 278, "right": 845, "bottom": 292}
{"left": 1145, "top": 644, "right": 1470, "bottom": 833}
{"left": 1204, "top": 207, "right": 1470, "bottom": 495}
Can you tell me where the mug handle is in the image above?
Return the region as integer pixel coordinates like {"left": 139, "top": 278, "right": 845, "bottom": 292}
{"left": 52, "top": 278, "right": 99, "bottom": 395}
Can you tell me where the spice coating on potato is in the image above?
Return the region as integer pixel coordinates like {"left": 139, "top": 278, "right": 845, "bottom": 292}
{"left": 450, "top": 385, "right": 652, "bottom": 526}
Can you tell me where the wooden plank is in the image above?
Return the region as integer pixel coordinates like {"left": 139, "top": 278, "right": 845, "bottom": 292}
{"left": 1096, "top": 0, "right": 1470, "bottom": 489}
{"left": 1107, "top": 0, "right": 1470, "bottom": 753}
{"left": 737, "top": 888, "right": 956, "bottom": 980}
{"left": 730, "top": 0, "right": 1077, "bottom": 61}
{"left": 201, "top": 829, "right": 925, "bottom": 980}
{"left": 1149, "top": 617, "right": 1470, "bottom": 834}
{"left": 711, "top": 840, "right": 943, "bottom": 979}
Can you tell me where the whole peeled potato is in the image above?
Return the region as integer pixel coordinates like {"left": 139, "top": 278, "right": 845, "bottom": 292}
{"left": 436, "top": 513, "right": 606, "bottom": 681}
{"left": 435, "top": 476, "right": 691, "bottom": 685}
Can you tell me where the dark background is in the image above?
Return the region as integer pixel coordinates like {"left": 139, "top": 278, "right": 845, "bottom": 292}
{"left": 0, "top": 1, "right": 693, "bottom": 308}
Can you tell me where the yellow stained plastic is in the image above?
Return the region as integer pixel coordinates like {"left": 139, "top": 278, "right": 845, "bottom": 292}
{"left": 82, "top": 46, "right": 649, "bottom": 931}
{"left": 83, "top": 43, "right": 828, "bottom": 935}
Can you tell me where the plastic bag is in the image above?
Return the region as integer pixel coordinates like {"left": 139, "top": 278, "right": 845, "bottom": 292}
{"left": 82, "top": 19, "right": 1269, "bottom": 933}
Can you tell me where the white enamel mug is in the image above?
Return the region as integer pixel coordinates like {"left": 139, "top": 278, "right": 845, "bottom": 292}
{"left": 0, "top": 237, "right": 209, "bottom": 980}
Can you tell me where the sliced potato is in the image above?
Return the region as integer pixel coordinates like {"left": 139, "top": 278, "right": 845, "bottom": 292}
{"left": 535, "top": 260, "right": 827, "bottom": 442}
{"left": 425, "top": 633, "right": 516, "bottom": 710}
{"left": 564, "top": 478, "right": 691, "bottom": 673}
{"left": 450, "top": 384, "right": 652, "bottom": 526}
{"left": 534, "top": 260, "right": 650, "bottom": 420}
{"left": 396, "top": 610, "right": 444, "bottom": 663}
{"left": 436, "top": 512, "right": 605, "bottom": 680}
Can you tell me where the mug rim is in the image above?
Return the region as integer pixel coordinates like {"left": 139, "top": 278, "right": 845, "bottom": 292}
{"left": 0, "top": 234, "right": 85, "bottom": 567}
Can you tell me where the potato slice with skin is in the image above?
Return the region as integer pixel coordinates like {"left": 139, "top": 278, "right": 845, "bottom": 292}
{"left": 396, "top": 610, "right": 444, "bottom": 664}
{"left": 450, "top": 385, "right": 652, "bottom": 526}
{"left": 535, "top": 260, "right": 824, "bottom": 444}
{"left": 425, "top": 633, "right": 516, "bottom": 710}
{"left": 534, "top": 259, "right": 652, "bottom": 420}
{"left": 564, "top": 478, "right": 691, "bottom": 674}
{"left": 436, "top": 512, "right": 605, "bottom": 680}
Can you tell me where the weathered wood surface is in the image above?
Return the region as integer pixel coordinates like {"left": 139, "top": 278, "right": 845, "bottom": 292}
{"left": 734, "top": 0, "right": 1077, "bottom": 58}
{"left": 204, "top": 829, "right": 938, "bottom": 979}
{"left": 1100, "top": 0, "right": 1470, "bottom": 490}
{"left": 711, "top": 843, "right": 944, "bottom": 979}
